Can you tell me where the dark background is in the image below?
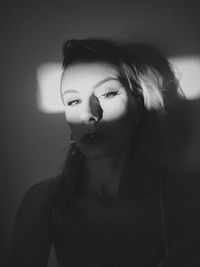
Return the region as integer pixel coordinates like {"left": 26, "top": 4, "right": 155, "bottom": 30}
{"left": 1, "top": 1, "right": 200, "bottom": 266}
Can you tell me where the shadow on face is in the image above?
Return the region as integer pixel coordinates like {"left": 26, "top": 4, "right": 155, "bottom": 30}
{"left": 60, "top": 61, "right": 141, "bottom": 159}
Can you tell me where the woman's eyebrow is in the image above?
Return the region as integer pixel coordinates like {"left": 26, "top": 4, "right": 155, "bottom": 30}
{"left": 62, "top": 89, "right": 79, "bottom": 96}
{"left": 94, "top": 77, "right": 119, "bottom": 89}
{"left": 62, "top": 77, "right": 119, "bottom": 96}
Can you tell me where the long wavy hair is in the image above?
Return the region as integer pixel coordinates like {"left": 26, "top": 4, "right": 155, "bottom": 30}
{"left": 48, "top": 38, "right": 183, "bottom": 226}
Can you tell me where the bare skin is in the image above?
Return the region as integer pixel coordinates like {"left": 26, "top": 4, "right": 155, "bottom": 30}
{"left": 83, "top": 146, "right": 132, "bottom": 197}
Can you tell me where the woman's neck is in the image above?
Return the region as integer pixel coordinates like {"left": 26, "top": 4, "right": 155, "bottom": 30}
{"left": 83, "top": 147, "right": 133, "bottom": 198}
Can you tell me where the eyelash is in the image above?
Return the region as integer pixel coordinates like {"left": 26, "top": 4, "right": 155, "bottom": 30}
{"left": 66, "top": 91, "right": 119, "bottom": 106}
{"left": 100, "top": 91, "right": 119, "bottom": 99}
{"left": 67, "top": 99, "right": 81, "bottom": 106}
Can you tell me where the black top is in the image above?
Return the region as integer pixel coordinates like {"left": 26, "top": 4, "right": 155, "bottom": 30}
{"left": 49, "top": 175, "right": 168, "bottom": 267}
{"left": 9, "top": 169, "right": 200, "bottom": 267}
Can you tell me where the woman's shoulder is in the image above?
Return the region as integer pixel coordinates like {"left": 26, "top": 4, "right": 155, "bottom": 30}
{"left": 166, "top": 167, "right": 200, "bottom": 202}
{"left": 15, "top": 175, "right": 64, "bottom": 225}
{"left": 8, "top": 176, "right": 63, "bottom": 267}
{"left": 24, "top": 175, "right": 62, "bottom": 202}
{"left": 27, "top": 175, "right": 61, "bottom": 192}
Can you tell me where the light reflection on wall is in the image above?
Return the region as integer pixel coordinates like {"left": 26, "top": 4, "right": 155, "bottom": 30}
{"left": 36, "top": 63, "right": 64, "bottom": 113}
{"left": 169, "top": 56, "right": 200, "bottom": 99}
{"left": 36, "top": 56, "right": 200, "bottom": 113}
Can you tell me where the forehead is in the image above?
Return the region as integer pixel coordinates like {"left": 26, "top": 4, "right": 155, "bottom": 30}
{"left": 61, "top": 61, "right": 119, "bottom": 89}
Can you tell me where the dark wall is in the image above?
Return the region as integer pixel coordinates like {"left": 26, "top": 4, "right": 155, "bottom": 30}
{"left": 1, "top": 1, "right": 200, "bottom": 266}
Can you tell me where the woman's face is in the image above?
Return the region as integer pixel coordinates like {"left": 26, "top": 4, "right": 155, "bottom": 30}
{"left": 61, "top": 61, "right": 139, "bottom": 159}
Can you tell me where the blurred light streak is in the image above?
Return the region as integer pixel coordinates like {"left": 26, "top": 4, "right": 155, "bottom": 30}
{"left": 169, "top": 55, "right": 200, "bottom": 99}
{"left": 36, "top": 56, "right": 200, "bottom": 113}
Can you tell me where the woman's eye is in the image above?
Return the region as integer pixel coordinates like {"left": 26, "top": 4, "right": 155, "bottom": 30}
{"left": 101, "top": 91, "right": 119, "bottom": 99}
{"left": 67, "top": 99, "right": 81, "bottom": 106}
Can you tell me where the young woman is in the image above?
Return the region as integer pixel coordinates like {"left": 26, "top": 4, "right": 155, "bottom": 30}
{"left": 9, "top": 39, "right": 185, "bottom": 267}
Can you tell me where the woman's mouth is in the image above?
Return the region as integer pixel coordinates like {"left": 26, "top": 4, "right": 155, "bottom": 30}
{"left": 80, "top": 132, "right": 106, "bottom": 144}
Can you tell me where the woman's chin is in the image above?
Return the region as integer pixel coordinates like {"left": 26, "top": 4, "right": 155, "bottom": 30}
{"left": 79, "top": 146, "right": 113, "bottom": 159}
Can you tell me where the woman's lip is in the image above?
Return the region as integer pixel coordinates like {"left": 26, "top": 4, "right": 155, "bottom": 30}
{"left": 80, "top": 132, "right": 107, "bottom": 144}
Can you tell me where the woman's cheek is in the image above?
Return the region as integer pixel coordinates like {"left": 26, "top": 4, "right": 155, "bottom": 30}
{"left": 64, "top": 109, "right": 80, "bottom": 123}
{"left": 101, "top": 100, "right": 127, "bottom": 122}
{"left": 64, "top": 110, "right": 84, "bottom": 136}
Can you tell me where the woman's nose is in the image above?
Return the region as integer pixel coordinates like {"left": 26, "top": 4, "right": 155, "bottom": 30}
{"left": 80, "top": 94, "right": 103, "bottom": 125}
